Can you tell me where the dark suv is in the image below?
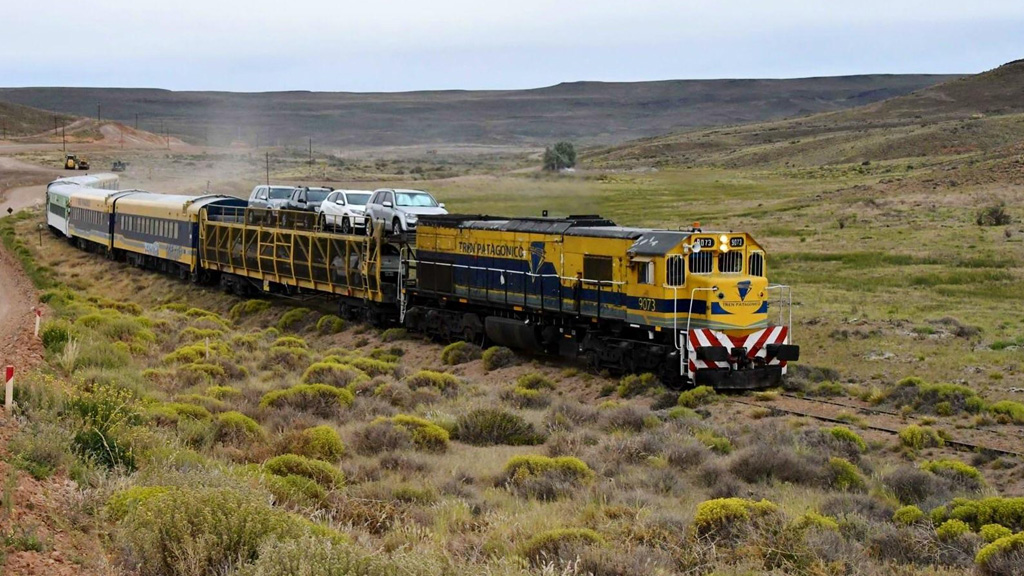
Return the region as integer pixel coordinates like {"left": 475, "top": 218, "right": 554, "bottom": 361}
{"left": 284, "top": 187, "right": 333, "bottom": 213}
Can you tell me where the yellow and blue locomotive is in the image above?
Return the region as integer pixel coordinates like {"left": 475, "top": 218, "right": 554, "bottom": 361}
{"left": 408, "top": 215, "right": 797, "bottom": 388}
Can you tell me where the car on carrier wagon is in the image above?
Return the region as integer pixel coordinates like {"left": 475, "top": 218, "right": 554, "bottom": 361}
{"left": 364, "top": 188, "right": 447, "bottom": 234}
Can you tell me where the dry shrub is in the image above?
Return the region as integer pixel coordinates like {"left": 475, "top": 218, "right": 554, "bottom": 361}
{"left": 260, "top": 384, "right": 355, "bottom": 418}
{"left": 599, "top": 404, "right": 649, "bottom": 433}
{"left": 882, "top": 465, "right": 951, "bottom": 506}
{"left": 695, "top": 461, "right": 743, "bottom": 499}
{"left": 977, "top": 532, "right": 1024, "bottom": 576}
{"left": 264, "top": 454, "right": 345, "bottom": 489}
{"left": 440, "top": 341, "right": 481, "bottom": 365}
{"left": 729, "top": 444, "right": 823, "bottom": 486}
{"left": 545, "top": 401, "right": 599, "bottom": 432}
{"left": 279, "top": 425, "right": 345, "bottom": 462}
{"left": 664, "top": 440, "right": 709, "bottom": 469}
{"left": 301, "top": 362, "right": 369, "bottom": 388}
{"left": 482, "top": 346, "right": 517, "bottom": 370}
{"left": 519, "top": 528, "right": 604, "bottom": 565}
{"left": 502, "top": 455, "right": 594, "bottom": 500}
{"left": 213, "top": 411, "right": 266, "bottom": 445}
{"left": 453, "top": 408, "right": 545, "bottom": 446}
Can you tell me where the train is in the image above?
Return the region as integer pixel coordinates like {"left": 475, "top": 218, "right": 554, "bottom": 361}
{"left": 45, "top": 174, "right": 798, "bottom": 389}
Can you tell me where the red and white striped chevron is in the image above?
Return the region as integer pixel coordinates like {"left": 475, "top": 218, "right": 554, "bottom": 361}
{"left": 685, "top": 326, "right": 790, "bottom": 377}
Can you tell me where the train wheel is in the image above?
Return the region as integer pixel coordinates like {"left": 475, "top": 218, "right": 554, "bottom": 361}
{"left": 341, "top": 218, "right": 352, "bottom": 234}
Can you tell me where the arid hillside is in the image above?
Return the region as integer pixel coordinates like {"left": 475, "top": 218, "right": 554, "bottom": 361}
{"left": 588, "top": 60, "right": 1024, "bottom": 168}
{"left": 0, "top": 74, "right": 958, "bottom": 148}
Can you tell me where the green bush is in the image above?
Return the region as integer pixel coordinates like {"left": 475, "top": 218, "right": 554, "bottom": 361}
{"left": 989, "top": 400, "right": 1024, "bottom": 424}
{"left": 616, "top": 372, "right": 660, "bottom": 398}
{"left": 829, "top": 425, "right": 867, "bottom": 453}
{"left": 178, "top": 362, "right": 227, "bottom": 383}
{"left": 482, "top": 346, "right": 517, "bottom": 370}
{"left": 214, "top": 411, "right": 266, "bottom": 445}
{"left": 503, "top": 455, "right": 594, "bottom": 485}
{"left": 76, "top": 339, "right": 132, "bottom": 370}
{"left": 40, "top": 320, "right": 73, "bottom": 353}
{"left": 264, "top": 454, "right": 345, "bottom": 489}
{"left": 277, "top": 307, "right": 311, "bottom": 331}
{"left": 695, "top": 429, "right": 733, "bottom": 454}
{"left": 678, "top": 385, "right": 717, "bottom": 408}
{"left": 936, "top": 518, "right": 972, "bottom": 540}
{"left": 113, "top": 486, "right": 309, "bottom": 575}
{"left": 976, "top": 532, "right": 1024, "bottom": 576}
{"left": 265, "top": 345, "right": 313, "bottom": 369}
{"left": 380, "top": 328, "right": 409, "bottom": 342}
{"left": 931, "top": 497, "right": 1024, "bottom": 532}
{"left": 693, "top": 497, "right": 778, "bottom": 538}
{"left": 293, "top": 425, "right": 345, "bottom": 461}
{"left": 405, "top": 370, "right": 460, "bottom": 392}
{"left": 440, "top": 341, "right": 482, "bottom": 365}
{"left": 980, "top": 524, "right": 1013, "bottom": 543}
{"left": 898, "top": 424, "right": 944, "bottom": 450}
{"left": 922, "top": 459, "right": 984, "bottom": 491}
{"left": 886, "top": 377, "right": 985, "bottom": 415}
{"left": 301, "top": 362, "right": 369, "bottom": 388}
{"left": 263, "top": 473, "right": 328, "bottom": 507}
{"left": 67, "top": 383, "right": 140, "bottom": 470}
{"left": 175, "top": 393, "right": 227, "bottom": 413}
{"left": 454, "top": 408, "right": 545, "bottom": 446}
{"left": 374, "top": 414, "right": 449, "bottom": 452}
{"left": 503, "top": 385, "right": 552, "bottom": 409}
{"left": 206, "top": 385, "right": 242, "bottom": 400}
{"left": 259, "top": 384, "right": 355, "bottom": 416}
{"left": 166, "top": 402, "right": 212, "bottom": 421}
{"left": 316, "top": 314, "right": 345, "bottom": 334}
{"left": 893, "top": 505, "right": 925, "bottom": 525}
{"left": 179, "top": 327, "right": 225, "bottom": 342}
{"left": 9, "top": 422, "right": 72, "bottom": 480}
{"left": 827, "top": 457, "right": 865, "bottom": 491}
{"left": 345, "top": 357, "right": 395, "bottom": 377}
{"left": 520, "top": 528, "right": 604, "bottom": 563}
{"left": 230, "top": 299, "right": 272, "bottom": 320}
{"left": 272, "top": 336, "right": 308, "bottom": 349}
{"left": 106, "top": 485, "right": 172, "bottom": 522}
{"left": 517, "top": 372, "right": 555, "bottom": 391}
{"left": 233, "top": 536, "right": 376, "bottom": 576}
{"left": 163, "top": 341, "right": 231, "bottom": 364}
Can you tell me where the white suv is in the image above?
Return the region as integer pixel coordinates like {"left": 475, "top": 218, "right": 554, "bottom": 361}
{"left": 364, "top": 188, "right": 447, "bottom": 234}
{"left": 319, "top": 189, "right": 372, "bottom": 234}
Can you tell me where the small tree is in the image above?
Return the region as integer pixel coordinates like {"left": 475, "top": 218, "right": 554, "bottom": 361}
{"left": 543, "top": 141, "right": 577, "bottom": 171}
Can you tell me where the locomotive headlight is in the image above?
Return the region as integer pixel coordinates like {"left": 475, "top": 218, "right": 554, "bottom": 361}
{"left": 719, "top": 234, "right": 728, "bottom": 243}
{"left": 719, "top": 244, "right": 729, "bottom": 253}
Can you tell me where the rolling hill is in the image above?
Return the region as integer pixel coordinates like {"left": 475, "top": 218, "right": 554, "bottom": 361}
{"left": 0, "top": 100, "right": 74, "bottom": 138}
{"left": 588, "top": 60, "right": 1024, "bottom": 168}
{"left": 0, "top": 74, "right": 957, "bottom": 149}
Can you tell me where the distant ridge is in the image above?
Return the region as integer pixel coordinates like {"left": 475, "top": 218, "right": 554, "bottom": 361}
{"left": 0, "top": 74, "right": 957, "bottom": 149}
{"left": 587, "top": 60, "right": 1024, "bottom": 168}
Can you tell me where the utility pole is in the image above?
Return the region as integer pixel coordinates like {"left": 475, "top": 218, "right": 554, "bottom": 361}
{"left": 135, "top": 113, "right": 138, "bottom": 130}
{"left": 53, "top": 112, "right": 58, "bottom": 136}
{"left": 2, "top": 117, "right": 5, "bottom": 140}
{"left": 265, "top": 152, "right": 270, "bottom": 186}
{"left": 97, "top": 103, "right": 101, "bottom": 123}
{"left": 308, "top": 137, "right": 313, "bottom": 176}
{"left": 61, "top": 122, "right": 66, "bottom": 153}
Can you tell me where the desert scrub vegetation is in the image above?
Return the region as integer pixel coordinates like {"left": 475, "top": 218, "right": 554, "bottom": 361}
{"left": 230, "top": 299, "right": 272, "bottom": 319}
{"left": 301, "top": 361, "right": 369, "bottom": 388}
{"left": 502, "top": 455, "right": 594, "bottom": 499}
{"left": 453, "top": 407, "right": 545, "bottom": 446}
{"left": 214, "top": 411, "right": 267, "bottom": 445}
{"left": 898, "top": 424, "right": 946, "bottom": 450}
{"left": 315, "top": 313, "right": 344, "bottom": 334}
{"left": 276, "top": 307, "right": 311, "bottom": 331}
{"left": 259, "top": 384, "right": 355, "bottom": 416}
{"left": 404, "top": 369, "right": 459, "bottom": 393}
{"left": 363, "top": 414, "right": 450, "bottom": 452}
{"left": 264, "top": 454, "right": 345, "bottom": 489}
{"left": 519, "top": 527, "right": 604, "bottom": 564}
{"left": 281, "top": 425, "right": 345, "bottom": 461}
{"left": 677, "top": 385, "right": 716, "bottom": 408}
{"left": 482, "top": 345, "right": 516, "bottom": 370}
{"left": 616, "top": 372, "right": 661, "bottom": 398}
{"left": 440, "top": 340, "right": 481, "bottom": 365}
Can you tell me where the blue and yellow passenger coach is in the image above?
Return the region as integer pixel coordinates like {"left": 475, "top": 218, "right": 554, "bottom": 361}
{"left": 409, "top": 215, "right": 798, "bottom": 388}
{"left": 112, "top": 193, "right": 247, "bottom": 277}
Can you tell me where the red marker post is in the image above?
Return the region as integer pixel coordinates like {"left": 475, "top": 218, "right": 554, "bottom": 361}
{"left": 4, "top": 365, "right": 12, "bottom": 411}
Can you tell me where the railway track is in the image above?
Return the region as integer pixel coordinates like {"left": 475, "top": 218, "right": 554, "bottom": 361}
{"left": 731, "top": 393, "right": 1024, "bottom": 458}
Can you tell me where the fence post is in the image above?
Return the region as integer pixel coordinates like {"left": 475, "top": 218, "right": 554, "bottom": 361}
{"left": 34, "top": 307, "right": 42, "bottom": 338}
{"left": 4, "top": 365, "right": 13, "bottom": 410}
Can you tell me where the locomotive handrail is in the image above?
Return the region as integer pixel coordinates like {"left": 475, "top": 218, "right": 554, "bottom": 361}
{"left": 766, "top": 284, "right": 793, "bottom": 341}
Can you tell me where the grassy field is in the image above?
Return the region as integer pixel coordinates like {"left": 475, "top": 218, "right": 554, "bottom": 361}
{"left": 3, "top": 149, "right": 1024, "bottom": 574}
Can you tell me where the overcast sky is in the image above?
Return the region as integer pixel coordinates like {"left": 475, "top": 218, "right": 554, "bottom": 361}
{"left": 4, "top": 0, "right": 1023, "bottom": 91}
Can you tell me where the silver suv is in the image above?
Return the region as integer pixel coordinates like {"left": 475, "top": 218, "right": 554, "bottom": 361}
{"left": 364, "top": 188, "right": 447, "bottom": 234}
{"left": 248, "top": 185, "right": 296, "bottom": 210}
